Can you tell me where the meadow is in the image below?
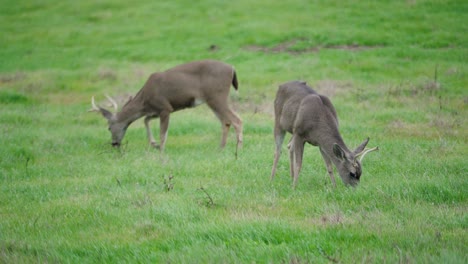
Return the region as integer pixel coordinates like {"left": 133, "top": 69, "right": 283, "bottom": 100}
{"left": 1, "top": 0, "right": 467, "bottom": 263}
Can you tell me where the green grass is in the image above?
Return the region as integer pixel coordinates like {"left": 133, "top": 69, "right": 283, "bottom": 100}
{"left": 1, "top": 0, "right": 467, "bottom": 263}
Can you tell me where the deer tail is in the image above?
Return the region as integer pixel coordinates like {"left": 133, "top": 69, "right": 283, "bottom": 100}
{"left": 232, "top": 69, "right": 238, "bottom": 90}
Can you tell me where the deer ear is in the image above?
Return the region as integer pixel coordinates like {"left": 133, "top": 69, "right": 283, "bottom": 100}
{"left": 333, "top": 144, "right": 346, "bottom": 161}
{"left": 354, "top": 137, "right": 370, "bottom": 154}
{"left": 99, "top": 107, "right": 114, "bottom": 120}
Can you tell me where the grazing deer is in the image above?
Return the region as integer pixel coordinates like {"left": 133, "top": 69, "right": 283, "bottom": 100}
{"left": 271, "top": 81, "right": 378, "bottom": 188}
{"left": 89, "top": 60, "right": 243, "bottom": 153}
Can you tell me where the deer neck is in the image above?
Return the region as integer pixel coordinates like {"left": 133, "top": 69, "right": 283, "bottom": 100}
{"left": 115, "top": 97, "right": 145, "bottom": 126}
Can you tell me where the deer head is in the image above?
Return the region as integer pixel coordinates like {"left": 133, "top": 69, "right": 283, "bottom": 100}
{"left": 89, "top": 96, "right": 128, "bottom": 147}
{"left": 332, "top": 138, "right": 379, "bottom": 186}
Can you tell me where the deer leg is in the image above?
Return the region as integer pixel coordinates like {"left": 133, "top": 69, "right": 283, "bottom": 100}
{"left": 207, "top": 101, "right": 233, "bottom": 149}
{"left": 226, "top": 108, "right": 243, "bottom": 158}
{"left": 220, "top": 122, "right": 231, "bottom": 148}
{"left": 271, "top": 128, "right": 285, "bottom": 181}
{"left": 218, "top": 110, "right": 241, "bottom": 149}
{"left": 158, "top": 112, "right": 170, "bottom": 152}
{"left": 144, "top": 116, "right": 158, "bottom": 148}
{"left": 229, "top": 109, "right": 243, "bottom": 148}
{"left": 287, "top": 138, "right": 294, "bottom": 180}
{"left": 320, "top": 148, "right": 336, "bottom": 187}
{"left": 290, "top": 135, "right": 305, "bottom": 189}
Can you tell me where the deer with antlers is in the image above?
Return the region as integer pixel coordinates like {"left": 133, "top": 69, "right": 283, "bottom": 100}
{"left": 89, "top": 60, "right": 243, "bottom": 154}
{"left": 271, "top": 81, "right": 378, "bottom": 188}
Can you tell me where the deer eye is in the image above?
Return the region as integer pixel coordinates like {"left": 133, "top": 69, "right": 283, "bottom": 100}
{"left": 350, "top": 172, "right": 356, "bottom": 179}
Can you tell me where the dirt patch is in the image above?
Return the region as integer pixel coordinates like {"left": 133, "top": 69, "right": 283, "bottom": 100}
{"left": 97, "top": 67, "right": 118, "bottom": 81}
{"left": 306, "top": 212, "right": 347, "bottom": 227}
{"left": 237, "top": 101, "right": 274, "bottom": 116}
{"left": 244, "top": 39, "right": 381, "bottom": 55}
{"left": 320, "top": 212, "right": 344, "bottom": 225}
{"left": 0, "top": 72, "right": 27, "bottom": 84}
{"left": 315, "top": 80, "right": 353, "bottom": 98}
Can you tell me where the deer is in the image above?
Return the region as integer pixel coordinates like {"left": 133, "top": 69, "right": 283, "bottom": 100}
{"left": 89, "top": 60, "right": 243, "bottom": 154}
{"left": 270, "top": 81, "right": 378, "bottom": 189}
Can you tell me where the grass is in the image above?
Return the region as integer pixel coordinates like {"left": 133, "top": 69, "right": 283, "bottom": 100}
{"left": 1, "top": 0, "right": 467, "bottom": 263}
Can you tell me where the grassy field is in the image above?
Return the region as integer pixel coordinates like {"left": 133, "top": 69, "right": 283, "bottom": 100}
{"left": 1, "top": 0, "right": 467, "bottom": 263}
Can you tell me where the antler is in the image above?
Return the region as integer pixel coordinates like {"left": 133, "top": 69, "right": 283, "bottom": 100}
{"left": 356, "top": 146, "right": 379, "bottom": 162}
{"left": 105, "top": 94, "right": 118, "bottom": 111}
{"left": 88, "top": 96, "right": 101, "bottom": 112}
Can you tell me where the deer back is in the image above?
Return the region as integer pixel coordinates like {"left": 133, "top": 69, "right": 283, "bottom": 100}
{"left": 275, "top": 81, "right": 317, "bottom": 133}
{"left": 275, "top": 81, "right": 347, "bottom": 155}
{"left": 298, "top": 94, "right": 344, "bottom": 148}
{"left": 141, "top": 60, "right": 235, "bottom": 112}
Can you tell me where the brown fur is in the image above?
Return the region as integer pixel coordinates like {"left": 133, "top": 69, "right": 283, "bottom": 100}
{"left": 271, "top": 81, "right": 377, "bottom": 188}
{"left": 91, "top": 60, "right": 242, "bottom": 152}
